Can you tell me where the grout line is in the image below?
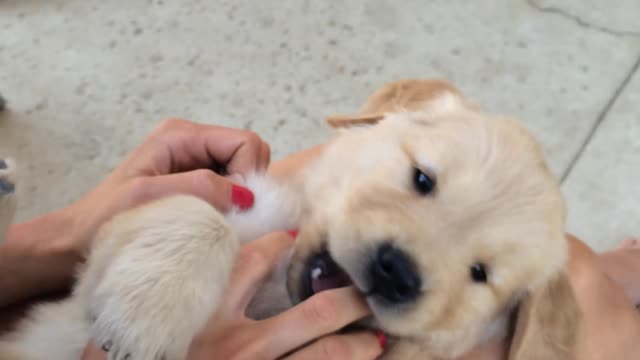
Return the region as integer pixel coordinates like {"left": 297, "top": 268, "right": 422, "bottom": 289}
{"left": 527, "top": 0, "right": 640, "bottom": 37}
{"left": 560, "top": 55, "right": 640, "bottom": 183}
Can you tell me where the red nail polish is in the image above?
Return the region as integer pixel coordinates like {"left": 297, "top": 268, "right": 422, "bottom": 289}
{"left": 375, "top": 331, "right": 387, "bottom": 349}
{"left": 288, "top": 230, "right": 299, "bottom": 238}
{"left": 231, "top": 185, "right": 254, "bottom": 210}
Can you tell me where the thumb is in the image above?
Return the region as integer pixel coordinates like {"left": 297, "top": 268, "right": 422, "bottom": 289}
{"left": 132, "top": 169, "right": 254, "bottom": 212}
{"left": 81, "top": 341, "right": 106, "bottom": 360}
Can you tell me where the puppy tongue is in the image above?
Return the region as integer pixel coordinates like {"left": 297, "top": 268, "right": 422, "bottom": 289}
{"left": 311, "top": 268, "right": 352, "bottom": 293}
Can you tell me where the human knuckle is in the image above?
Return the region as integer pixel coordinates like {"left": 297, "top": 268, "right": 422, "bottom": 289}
{"left": 192, "top": 327, "right": 253, "bottom": 360}
{"left": 262, "top": 141, "right": 271, "bottom": 154}
{"left": 320, "top": 337, "right": 351, "bottom": 359}
{"left": 242, "top": 130, "right": 262, "bottom": 144}
{"left": 150, "top": 118, "right": 189, "bottom": 142}
{"left": 127, "top": 177, "right": 149, "bottom": 200}
{"left": 304, "top": 292, "right": 339, "bottom": 326}
{"left": 158, "top": 117, "right": 187, "bottom": 131}
{"left": 192, "top": 169, "right": 217, "bottom": 184}
{"left": 233, "top": 340, "right": 269, "bottom": 360}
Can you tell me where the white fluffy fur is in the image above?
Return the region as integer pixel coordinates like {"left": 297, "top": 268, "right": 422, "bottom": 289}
{"left": 227, "top": 174, "right": 302, "bottom": 245}
{"left": 0, "top": 174, "right": 302, "bottom": 360}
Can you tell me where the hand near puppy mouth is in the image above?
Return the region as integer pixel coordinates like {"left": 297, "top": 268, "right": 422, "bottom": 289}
{"left": 82, "top": 231, "right": 385, "bottom": 360}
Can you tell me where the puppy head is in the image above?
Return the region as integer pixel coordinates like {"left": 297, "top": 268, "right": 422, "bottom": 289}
{"left": 288, "top": 81, "right": 576, "bottom": 357}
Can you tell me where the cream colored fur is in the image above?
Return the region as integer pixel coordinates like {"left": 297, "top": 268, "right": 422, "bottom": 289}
{"left": 0, "top": 80, "right": 580, "bottom": 359}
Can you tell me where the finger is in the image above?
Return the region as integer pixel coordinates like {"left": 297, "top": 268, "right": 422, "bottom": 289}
{"left": 228, "top": 140, "right": 271, "bottom": 182}
{"left": 258, "top": 141, "right": 271, "bottom": 173}
{"left": 220, "top": 231, "right": 296, "bottom": 315}
{"left": 129, "top": 169, "right": 253, "bottom": 212}
{"left": 221, "top": 129, "right": 269, "bottom": 177}
{"left": 258, "top": 287, "right": 371, "bottom": 358}
{"left": 148, "top": 119, "right": 267, "bottom": 177}
{"left": 284, "top": 332, "right": 383, "bottom": 360}
{"left": 81, "top": 341, "right": 107, "bottom": 360}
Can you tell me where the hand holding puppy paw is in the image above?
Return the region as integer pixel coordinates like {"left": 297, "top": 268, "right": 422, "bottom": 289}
{"left": 0, "top": 120, "right": 268, "bottom": 308}
{"left": 68, "top": 119, "right": 270, "bottom": 255}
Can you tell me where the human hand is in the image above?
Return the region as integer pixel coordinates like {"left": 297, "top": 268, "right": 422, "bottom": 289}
{"left": 186, "top": 231, "right": 384, "bottom": 360}
{"left": 66, "top": 119, "right": 270, "bottom": 256}
{"left": 82, "top": 232, "right": 384, "bottom": 360}
{"left": 563, "top": 235, "right": 640, "bottom": 360}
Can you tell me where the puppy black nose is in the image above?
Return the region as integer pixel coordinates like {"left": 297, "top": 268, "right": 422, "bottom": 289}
{"left": 369, "top": 244, "right": 422, "bottom": 303}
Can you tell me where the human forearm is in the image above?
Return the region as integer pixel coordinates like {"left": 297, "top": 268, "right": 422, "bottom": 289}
{"left": 0, "top": 207, "right": 81, "bottom": 307}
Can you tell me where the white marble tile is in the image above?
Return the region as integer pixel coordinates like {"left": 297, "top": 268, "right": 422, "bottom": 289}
{"left": 0, "top": 0, "right": 639, "bottom": 220}
{"left": 563, "top": 67, "right": 640, "bottom": 252}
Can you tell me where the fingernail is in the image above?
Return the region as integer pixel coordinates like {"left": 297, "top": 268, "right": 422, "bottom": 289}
{"left": 375, "top": 331, "right": 387, "bottom": 349}
{"left": 231, "top": 184, "right": 254, "bottom": 210}
{"left": 288, "top": 230, "right": 299, "bottom": 238}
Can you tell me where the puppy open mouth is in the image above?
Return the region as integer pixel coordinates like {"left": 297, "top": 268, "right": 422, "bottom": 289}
{"left": 299, "top": 250, "right": 392, "bottom": 339}
{"left": 301, "top": 250, "right": 354, "bottom": 300}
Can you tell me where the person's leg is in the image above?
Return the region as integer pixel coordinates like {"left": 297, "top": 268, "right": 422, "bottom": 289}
{"left": 598, "top": 237, "right": 640, "bottom": 306}
{"left": 566, "top": 235, "right": 640, "bottom": 359}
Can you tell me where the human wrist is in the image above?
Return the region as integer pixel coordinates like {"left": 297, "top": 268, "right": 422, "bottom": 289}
{"left": 0, "top": 207, "right": 81, "bottom": 305}
{"left": 10, "top": 206, "right": 81, "bottom": 268}
{"left": 65, "top": 184, "right": 124, "bottom": 255}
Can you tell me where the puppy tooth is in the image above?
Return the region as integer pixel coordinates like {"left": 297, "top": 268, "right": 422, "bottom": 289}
{"left": 311, "top": 267, "right": 323, "bottom": 279}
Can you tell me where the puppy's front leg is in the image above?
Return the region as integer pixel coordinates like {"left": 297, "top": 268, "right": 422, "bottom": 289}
{"left": 0, "top": 158, "right": 16, "bottom": 245}
{"left": 78, "top": 195, "right": 238, "bottom": 360}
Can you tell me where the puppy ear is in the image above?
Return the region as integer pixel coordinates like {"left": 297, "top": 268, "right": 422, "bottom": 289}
{"left": 325, "top": 113, "right": 386, "bottom": 129}
{"left": 360, "top": 79, "right": 463, "bottom": 114}
{"left": 509, "top": 272, "right": 582, "bottom": 360}
{"left": 325, "top": 79, "right": 462, "bottom": 129}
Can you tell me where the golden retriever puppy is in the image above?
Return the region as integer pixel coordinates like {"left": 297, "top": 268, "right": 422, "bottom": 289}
{"left": 290, "top": 80, "right": 581, "bottom": 359}
{"left": 0, "top": 80, "right": 580, "bottom": 360}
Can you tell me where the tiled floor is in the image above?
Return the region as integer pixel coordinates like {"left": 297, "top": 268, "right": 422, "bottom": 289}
{"left": 0, "top": 0, "right": 638, "bottom": 251}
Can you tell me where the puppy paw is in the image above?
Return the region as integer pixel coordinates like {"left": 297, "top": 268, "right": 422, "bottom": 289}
{"left": 90, "top": 312, "right": 165, "bottom": 360}
{"left": 0, "top": 158, "right": 16, "bottom": 244}
{"left": 84, "top": 195, "right": 240, "bottom": 360}
{"left": 88, "top": 253, "right": 233, "bottom": 360}
{"left": 89, "top": 284, "right": 208, "bottom": 360}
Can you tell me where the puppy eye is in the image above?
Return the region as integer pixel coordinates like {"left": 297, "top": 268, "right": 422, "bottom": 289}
{"left": 470, "top": 263, "right": 488, "bottom": 283}
{"left": 413, "top": 168, "right": 435, "bottom": 195}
